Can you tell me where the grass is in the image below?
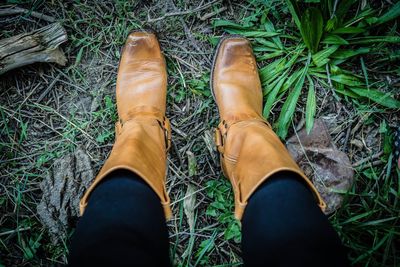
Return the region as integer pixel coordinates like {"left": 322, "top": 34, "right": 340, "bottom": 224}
{"left": 0, "top": 0, "right": 399, "bottom": 266}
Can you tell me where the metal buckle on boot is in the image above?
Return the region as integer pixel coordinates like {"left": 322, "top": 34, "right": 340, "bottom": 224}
{"left": 215, "top": 124, "right": 225, "bottom": 154}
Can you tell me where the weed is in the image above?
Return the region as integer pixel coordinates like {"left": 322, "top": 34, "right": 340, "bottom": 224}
{"left": 214, "top": 1, "right": 400, "bottom": 138}
{"left": 206, "top": 178, "right": 241, "bottom": 244}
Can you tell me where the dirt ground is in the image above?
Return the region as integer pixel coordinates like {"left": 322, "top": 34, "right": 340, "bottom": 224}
{"left": 1, "top": 0, "right": 399, "bottom": 266}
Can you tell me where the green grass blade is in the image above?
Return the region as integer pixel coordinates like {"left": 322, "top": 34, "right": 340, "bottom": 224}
{"left": 312, "top": 45, "right": 339, "bottom": 67}
{"left": 283, "top": 67, "right": 302, "bottom": 87}
{"left": 344, "top": 7, "right": 375, "bottom": 27}
{"left": 276, "top": 55, "right": 310, "bottom": 139}
{"left": 374, "top": 1, "right": 400, "bottom": 25}
{"left": 225, "top": 29, "right": 280, "bottom": 38}
{"left": 285, "top": 0, "right": 301, "bottom": 30}
{"left": 321, "top": 34, "right": 349, "bottom": 45}
{"left": 212, "top": 20, "right": 250, "bottom": 29}
{"left": 254, "top": 38, "right": 280, "bottom": 49}
{"left": 332, "top": 27, "right": 366, "bottom": 34}
{"left": 264, "top": 19, "right": 284, "bottom": 49}
{"left": 257, "top": 51, "right": 285, "bottom": 61}
{"left": 350, "top": 87, "right": 400, "bottom": 108}
{"left": 349, "top": 36, "right": 400, "bottom": 44}
{"left": 360, "top": 57, "right": 369, "bottom": 89}
{"left": 330, "top": 74, "right": 364, "bottom": 86}
{"left": 277, "top": 71, "right": 307, "bottom": 138}
{"left": 300, "top": 7, "right": 323, "bottom": 54}
{"left": 263, "top": 72, "right": 288, "bottom": 119}
{"left": 259, "top": 57, "right": 287, "bottom": 83}
{"left": 331, "top": 47, "right": 370, "bottom": 60}
{"left": 305, "top": 76, "right": 316, "bottom": 134}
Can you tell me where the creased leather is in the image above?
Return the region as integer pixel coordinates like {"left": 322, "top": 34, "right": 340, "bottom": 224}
{"left": 79, "top": 32, "right": 172, "bottom": 219}
{"left": 212, "top": 37, "right": 326, "bottom": 220}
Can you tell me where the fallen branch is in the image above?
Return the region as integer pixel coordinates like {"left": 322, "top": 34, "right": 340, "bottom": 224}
{"left": 0, "top": 23, "right": 67, "bottom": 75}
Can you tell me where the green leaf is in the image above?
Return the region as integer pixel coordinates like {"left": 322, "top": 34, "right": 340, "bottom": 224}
{"left": 277, "top": 63, "right": 309, "bottom": 139}
{"left": 334, "top": 87, "right": 361, "bottom": 98}
{"left": 344, "top": 7, "right": 375, "bottom": 27}
{"left": 325, "top": 16, "right": 338, "bottom": 32}
{"left": 212, "top": 20, "right": 250, "bottom": 29}
{"left": 321, "top": 34, "right": 349, "bottom": 45}
{"left": 349, "top": 36, "right": 400, "bottom": 44}
{"left": 350, "top": 88, "right": 400, "bottom": 108}
{"left": 224, "top": 221, "right": 241, "bottom": 241}
{"left": 259, "top": 57, "right": 287, "bottom": 83}
{"left": 225, "top": 29, "right": 280, "bottom": 38}
{"left": 305, "top": 76, "right": 316, "bottom": 134}
{"left": 282, "top": 68, "right": 303, "bottom": 91}
{"left": 74, "top": 47, "right": 84, "bottom": 66}
{"left": 264, "top": 20, "right": 284, "bottom": 49}
{"left": 360, "top": 57, "right": 369, "bottom": 88}
{"left": 263, "top": 73, "right": 288, "bottom": 119}
{"left": 330, "top": 74, "right": 363, "bottom": 86}
{"left": 285, "top": 0, "right": 301, "bottom": 30}
{"left": 254, "top": 38, "right": 280, "bottom": 49}
{"left": 257, "top": 51, "right": 285, "bottom": 61}
{"left": 300, "top": 7, "right": 324, "bottom": 54}
{"left": 332, "top": 27, "right": 366, "bottom": 34}
{"left": 331, "top": 47, "right": 370, "bottom": 60}
{"left": 312, "top": 45, "right": 339, "bottom": 67}
{"left": 374, "top": 1, "right": 400, "bottom": 25}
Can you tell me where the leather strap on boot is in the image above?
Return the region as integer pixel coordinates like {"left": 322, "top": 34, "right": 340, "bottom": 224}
{"left": 116, "top": 106, "right": 172, "bottom": 151}
{"left": 215, "top": 117, "right": 270, "bottom": 154}
{"left": 214, "top": 119, "right": 326, "bottom": 220}
{"left": 80, "top": 106, "right": 173, "bottom": 219}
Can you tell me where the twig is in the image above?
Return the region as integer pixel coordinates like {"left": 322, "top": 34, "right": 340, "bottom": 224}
{"left": 147, "top": 0, "right": 221, "bottom": 22}
{"left": 325, "top": 64, "right": 339, "bottom": 100}
{"left": 37, "top": 72, "right": 62, "bottom": 103}
{"left": 351, "top": 113, "right": 370, "bottom": 136}
{"left": 356, "top": 159, "right": 384, "bottom": 171}
{"left": 352, "top": 151, "right": 383, "bottom": 167}
{"left": 0, "top": 227, "right": 31, "bottom": 237}
{"left": 178, "top": 14, "right": 212, "bottom": 66}
{"left": 32, "top": 103, "right": 99, "bottom": 147}
{"left": 343, "top": 123, "right": 352, "bottom": 153}
{"left": 0, "top": 6, "right": 55, "bottom": 22}
{"left": 199, "top": 6, "right": 227, "bottom": 21}
{"left": 290, "top": 120, "right": 327, "bottom": 188}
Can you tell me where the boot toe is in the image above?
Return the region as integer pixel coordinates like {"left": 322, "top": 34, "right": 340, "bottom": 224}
{"left": 212, "top": 36, "right": 262, "bottom": 119}
{"left": 217, "top": 37, "right": 253, "bottom": 66}
{"left": 121, "top": 32, "right": 163, "bottom": 62}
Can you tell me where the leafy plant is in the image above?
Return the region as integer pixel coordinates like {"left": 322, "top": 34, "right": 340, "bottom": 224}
{"left": 206, "top": 178, "right": 241, "bottom": 243}
{"left": 214, "top": 0, "right": 400, "bottom": 138}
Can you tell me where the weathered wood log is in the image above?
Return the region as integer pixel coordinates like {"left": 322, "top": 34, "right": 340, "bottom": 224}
{"left": 0, "top": 23, "right": 67, "bottom": 75}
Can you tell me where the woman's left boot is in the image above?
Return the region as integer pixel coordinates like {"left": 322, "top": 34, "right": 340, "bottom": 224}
{"left": 79, "top": 31, "right": 172, "bottom": 219}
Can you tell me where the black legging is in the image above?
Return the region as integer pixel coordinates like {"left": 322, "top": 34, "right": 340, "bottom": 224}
{"left": 69, "top": 170, "right": 349, "bottom": 267}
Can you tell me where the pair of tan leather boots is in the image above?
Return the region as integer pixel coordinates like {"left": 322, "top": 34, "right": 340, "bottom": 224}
{"left": 80, "top": 32, "right": 325, "bottom": 220}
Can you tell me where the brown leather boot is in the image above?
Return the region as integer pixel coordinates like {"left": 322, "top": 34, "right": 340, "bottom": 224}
{"left": 211, "top": 36, "right": 326, "bottom": 220}
{"left": 80, "top": 32, "right": 172, "bottom": 219}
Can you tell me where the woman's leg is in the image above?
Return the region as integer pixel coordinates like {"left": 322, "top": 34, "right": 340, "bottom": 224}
{"left": 69, "top": 170, "right": 171, "bottom": 267}
{"left": 242, "top": 172, "right": 349, "bottom": 267}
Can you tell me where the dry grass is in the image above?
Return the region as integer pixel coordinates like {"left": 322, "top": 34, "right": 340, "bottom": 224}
{"left": 0, "top": 0, "right": 399, "bottom": 266}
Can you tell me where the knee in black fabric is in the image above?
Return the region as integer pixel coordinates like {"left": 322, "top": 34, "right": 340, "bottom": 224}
{"left": 68, "top": 170, "right": 171, "bottom": 267}
{"left": 242, "top": 172, "right": 349, "bottom": 267}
